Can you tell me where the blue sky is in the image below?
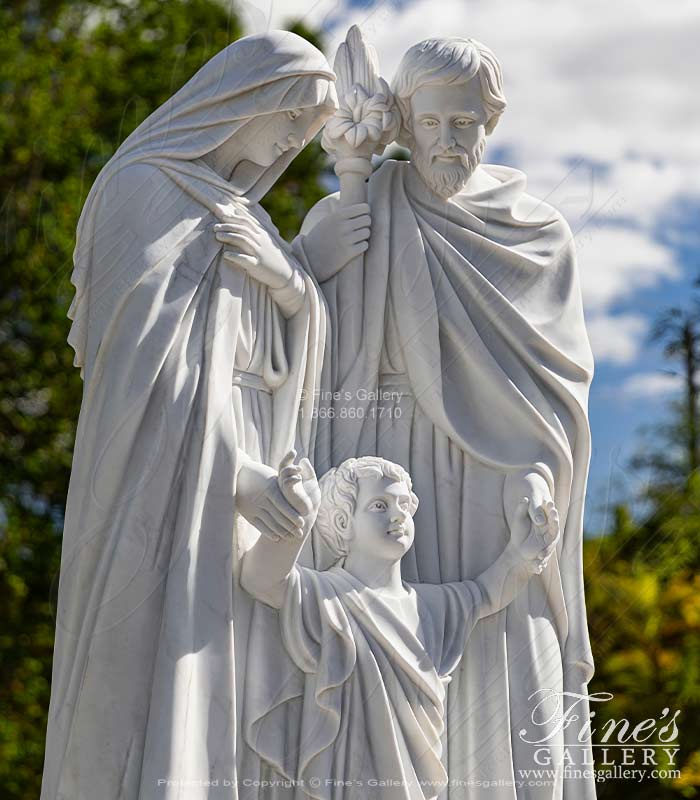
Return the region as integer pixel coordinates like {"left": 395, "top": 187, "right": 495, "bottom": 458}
{"left": 240, "top": 0, "right": 700, "bottom": 531}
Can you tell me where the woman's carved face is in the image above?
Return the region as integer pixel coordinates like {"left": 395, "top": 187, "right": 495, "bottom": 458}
{"left": 236, "top": 107, "right": 320, "bottom": 168}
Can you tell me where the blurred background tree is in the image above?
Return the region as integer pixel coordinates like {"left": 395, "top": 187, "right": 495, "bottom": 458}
{"left": 584, "top": 284, "right": 700, "bottom": 798}
{"left": 1, "top": 3, "right": 699, "bottom": 800}
{"left": 630, "top": 290, "right": 700, "bottom": 492}
{"left": 0, "top": 2, "right": 332, "bottom": 797}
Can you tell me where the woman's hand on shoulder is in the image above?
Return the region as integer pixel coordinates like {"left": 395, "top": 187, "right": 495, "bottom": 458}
{"left": 214, "top": 207, "right": 293, "bottom": 289}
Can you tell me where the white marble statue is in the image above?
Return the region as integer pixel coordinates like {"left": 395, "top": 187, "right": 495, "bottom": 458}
{"left": 41, "top": 32, "right": 336, "bottom": 800}
{"left": 43, "top": 24, "right": 597, "bottom": 800}
{"left": 298, "top": 35, "right": 595, "bottom": 799}
{"left": 241, "top": 456, "right": 559, "bottom": 800}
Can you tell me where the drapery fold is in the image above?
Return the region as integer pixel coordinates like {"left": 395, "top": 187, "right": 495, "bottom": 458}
{"left": 245, "top": 567, "right": 483, "bottom": 800}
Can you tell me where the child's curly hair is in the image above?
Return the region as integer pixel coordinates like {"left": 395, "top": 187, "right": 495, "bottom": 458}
{"left": 313, "top": 456, "right": 419, "bottom": 567}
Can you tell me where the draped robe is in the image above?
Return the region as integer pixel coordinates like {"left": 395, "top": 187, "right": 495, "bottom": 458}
{"left": 245, "top": 566, "right": 484, "bottom": 800}
{"left": 299, "top": 160, "right": 595, "bottom": 800}
{"left": 41, "top": 31, "right": 333, "bottom": 800}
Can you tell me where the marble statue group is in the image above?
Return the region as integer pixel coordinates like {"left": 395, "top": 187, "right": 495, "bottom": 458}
{"left": 41, "top": 27, "right": 596, "bottom": 800}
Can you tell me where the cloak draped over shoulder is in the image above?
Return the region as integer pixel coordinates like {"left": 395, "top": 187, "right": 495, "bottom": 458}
{"left": 41, "top": 32, "right": 335, "bottom": 800}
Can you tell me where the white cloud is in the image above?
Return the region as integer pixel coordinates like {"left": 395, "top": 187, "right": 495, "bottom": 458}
{"left": 574, "top": 227, "right": 679, "bottom": 312}
{"left": 619, "top": 371, "right": 683, "bottom": 400}
{"left": 586, "top": 314, "right": 647, "bottom": 364}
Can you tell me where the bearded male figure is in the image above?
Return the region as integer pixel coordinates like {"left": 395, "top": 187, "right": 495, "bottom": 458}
{"left": 297, "top": 38, "right": 596, "bottom": 799}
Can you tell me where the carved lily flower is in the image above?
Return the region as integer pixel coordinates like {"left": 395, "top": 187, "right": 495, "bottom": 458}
{"left": 325, "top": 78, "right": 398, "bottom": 150}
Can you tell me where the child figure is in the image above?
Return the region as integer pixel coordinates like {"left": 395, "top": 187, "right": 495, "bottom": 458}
{"left": 240, "top": 456, "right": 558, "bottom": 800}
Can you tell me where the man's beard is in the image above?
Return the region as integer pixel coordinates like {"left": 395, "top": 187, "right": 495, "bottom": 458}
{"left": 412, "top": 139, "right": 485, "bottom": 199}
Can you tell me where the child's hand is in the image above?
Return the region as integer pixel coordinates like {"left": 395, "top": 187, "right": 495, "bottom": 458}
{"left": 510, "top": 497, "right": 559, "bottom": 575}
{"left": 236, "top": 454, "right": 305, "bottom": 543}
{"left": 278, "top": 451, "right": 321, "bottom": 538}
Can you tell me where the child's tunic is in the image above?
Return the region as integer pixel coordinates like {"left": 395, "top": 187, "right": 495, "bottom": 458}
{"left": 245, "top": 565, "right": 484, "bottom": 800}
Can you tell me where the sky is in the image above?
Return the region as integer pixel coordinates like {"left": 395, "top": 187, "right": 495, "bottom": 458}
{"left": 239, "top": 0, "right": 700, "bottom": 531}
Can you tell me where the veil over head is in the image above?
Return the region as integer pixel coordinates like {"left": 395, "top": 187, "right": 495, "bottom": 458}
{"left": 69, "top": 30, "right": 337, "bottom": 373}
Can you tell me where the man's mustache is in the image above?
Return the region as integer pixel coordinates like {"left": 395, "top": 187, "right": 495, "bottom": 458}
{"left": 430, "top": 146, "right": 469, "bottom": 163}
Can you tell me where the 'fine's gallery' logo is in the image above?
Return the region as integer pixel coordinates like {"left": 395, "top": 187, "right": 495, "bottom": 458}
{"left": 518, "top": 690, "right": 681, "bottom": 773}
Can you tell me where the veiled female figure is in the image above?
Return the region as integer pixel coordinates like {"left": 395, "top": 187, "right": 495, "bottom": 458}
{"left": 41, "top": 32, "right": 336, "bottom": 800}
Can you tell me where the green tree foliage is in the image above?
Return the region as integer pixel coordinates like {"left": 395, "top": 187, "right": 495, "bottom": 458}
{"left": 585, "top": 519, "right": 700, "bottom": 798}
{"left": 631, "top": 287, "right": 700, "bottom": 492}
{"left": 0, "top": 3, "right": 332, "bottom": 796}
{"left": 584, "top": 284, "right": 700, "bottom": 797}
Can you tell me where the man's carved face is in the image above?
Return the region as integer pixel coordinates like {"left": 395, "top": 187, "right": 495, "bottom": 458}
{"left": 409, "top": 80, "right": 488, "bottom": 198}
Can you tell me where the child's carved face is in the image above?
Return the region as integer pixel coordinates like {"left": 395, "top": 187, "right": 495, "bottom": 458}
{"left": 348, "top": 475, "right": 416, "bottom": 563}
